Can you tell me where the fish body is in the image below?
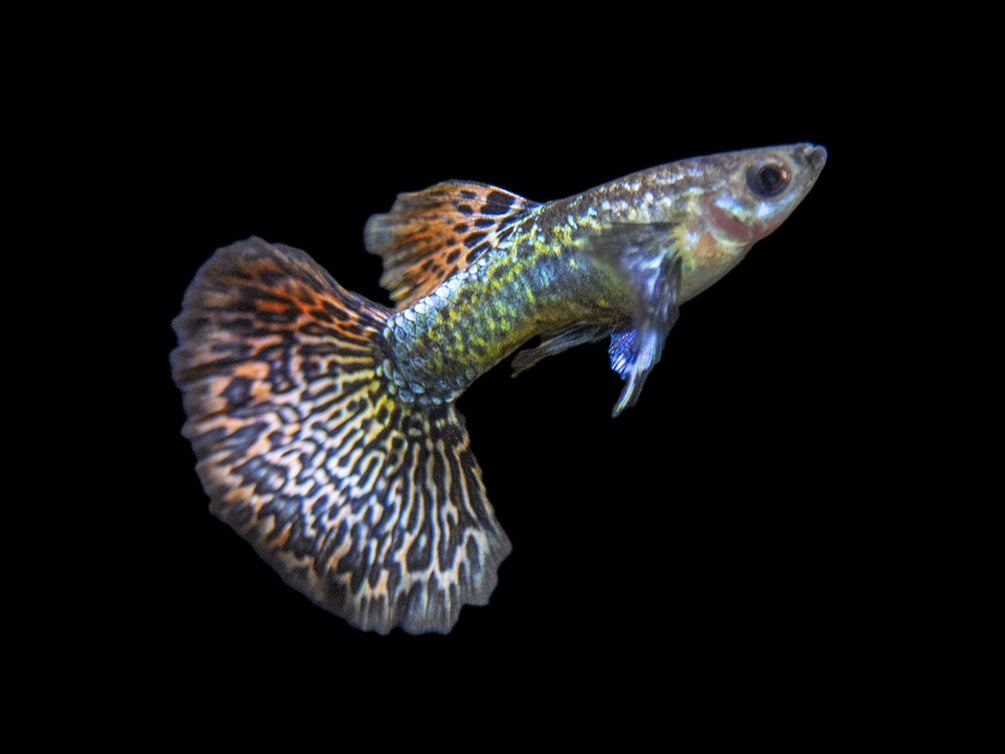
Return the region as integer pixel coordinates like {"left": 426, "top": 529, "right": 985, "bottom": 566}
{"left": 172, "top": 144, "right": 826, "bottom": 633}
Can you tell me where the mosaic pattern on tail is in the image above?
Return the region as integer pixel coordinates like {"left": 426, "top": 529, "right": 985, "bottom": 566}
{"left": 171, "top": 238, "right": 511, "bottom": 634}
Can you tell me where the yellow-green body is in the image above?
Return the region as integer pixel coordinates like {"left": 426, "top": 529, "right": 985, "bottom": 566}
{"left": 376, "top": 143, "right": 827, "bottom": 412}
{"left": 382, "top": 209, "right": 628, "bottom": 403}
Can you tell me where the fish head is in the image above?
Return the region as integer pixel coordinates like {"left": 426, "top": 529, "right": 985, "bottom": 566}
{"left": 678, "top": 142, "right": 826, "bottom": 300}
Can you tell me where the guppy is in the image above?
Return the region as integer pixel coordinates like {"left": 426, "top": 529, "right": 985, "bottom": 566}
{"left": 172, "top": 143, "right": 826, "bottom": 634}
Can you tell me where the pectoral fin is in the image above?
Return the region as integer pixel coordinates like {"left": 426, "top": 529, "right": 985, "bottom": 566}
{"left": 579, "top": 223, "right": 683, "bottom": 416}
{"left": 608, "top": 299, "right": 679, "bottom": 416}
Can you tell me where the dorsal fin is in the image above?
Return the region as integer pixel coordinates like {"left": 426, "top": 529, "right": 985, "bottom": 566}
{"left": 364, "top": 181, "right": 539, "bottom": 309}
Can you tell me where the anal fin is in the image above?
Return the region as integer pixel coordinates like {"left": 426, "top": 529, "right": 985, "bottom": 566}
{"left": 511, "top": 324, "right": 612, "bottom": 376}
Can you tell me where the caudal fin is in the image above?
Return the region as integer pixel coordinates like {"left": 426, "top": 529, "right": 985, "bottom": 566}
{"left": 171, "top": 238, "right": 511, "bottom": 633}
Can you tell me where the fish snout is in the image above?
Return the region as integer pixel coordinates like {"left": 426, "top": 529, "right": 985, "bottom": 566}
{"left": 796, "top": 143, "right": 828, "bottom": 174}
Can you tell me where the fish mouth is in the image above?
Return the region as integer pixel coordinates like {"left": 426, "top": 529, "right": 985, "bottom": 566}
{"left": 795, "top": 143, "right": 828, "bottom": 175}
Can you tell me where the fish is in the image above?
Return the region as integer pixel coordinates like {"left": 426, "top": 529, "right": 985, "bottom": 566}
{"left": 171, "top": 143, "right": 827, "bottom": 634}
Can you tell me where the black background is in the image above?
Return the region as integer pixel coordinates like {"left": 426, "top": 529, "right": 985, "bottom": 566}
{"left": 112, "top": 29, "right": 908, "bottom": 728}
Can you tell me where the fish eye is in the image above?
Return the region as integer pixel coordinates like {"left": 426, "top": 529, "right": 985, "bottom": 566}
{"left": 746, "top": 158, "right": 790, "bottom": 197}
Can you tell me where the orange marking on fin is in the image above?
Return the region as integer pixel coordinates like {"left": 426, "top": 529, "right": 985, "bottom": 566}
{"left": 256, "top": 299, "right": 289, "bottom": 314}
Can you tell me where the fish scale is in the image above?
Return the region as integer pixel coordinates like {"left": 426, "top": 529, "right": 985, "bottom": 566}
{"left": 172, "top": 144, "right": 826, "bottom": 633}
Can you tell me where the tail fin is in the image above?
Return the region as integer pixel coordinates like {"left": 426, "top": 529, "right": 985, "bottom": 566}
{"left": 171, "top": 238, "right": 511, "bottom": 634}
